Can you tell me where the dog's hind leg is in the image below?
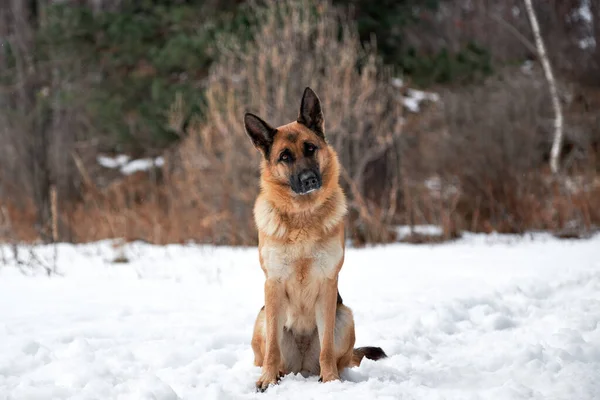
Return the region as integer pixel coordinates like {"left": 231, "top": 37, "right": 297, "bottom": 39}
{"left": 333, "top": 304, "right": 356, "bottom": 373}
{"left": 332, "top": 304, "right": 387, "bottom": 369}
{"left": 251, "top": 306, "right": 266, "bottom": 367}
{"left": 306, "top": 303, "right": 383, "bottom": 376}
{"left": 300, "top": 305, "right": 355, "bottom": 378}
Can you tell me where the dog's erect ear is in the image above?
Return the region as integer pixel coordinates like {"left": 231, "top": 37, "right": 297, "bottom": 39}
{"left": 244, "top": 113, "right": 277, "bottom": 157}
{"left": 297, "top": 87, "right": 324, "bottom": 139}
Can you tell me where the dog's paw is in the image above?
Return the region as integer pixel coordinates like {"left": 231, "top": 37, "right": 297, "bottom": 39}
{"left": 255, "top": 369, "right": 282, "bottom": 392}
{"left": 318, "top": 371, "right": 340, "bottom": 383}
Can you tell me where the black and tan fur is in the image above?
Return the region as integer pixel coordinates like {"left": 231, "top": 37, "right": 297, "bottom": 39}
{"left": 244, "top": 87, "right": 386, "bottom": 391}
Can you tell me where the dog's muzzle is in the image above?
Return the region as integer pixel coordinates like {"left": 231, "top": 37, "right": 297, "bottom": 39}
{"left": 293, "top": 169, "right": 322, "bottom": 195}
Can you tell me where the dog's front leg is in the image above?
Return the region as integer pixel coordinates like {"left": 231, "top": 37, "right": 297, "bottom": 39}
{"left": 316, "top": 278, "right": 339, "bottom": 382}
{"left": 256, "top": 278, "right": 285, "bottom": 391}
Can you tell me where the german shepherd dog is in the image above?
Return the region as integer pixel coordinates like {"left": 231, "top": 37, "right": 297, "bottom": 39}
{"left": 244, "top": 87, "right": 386, "bottom": 391}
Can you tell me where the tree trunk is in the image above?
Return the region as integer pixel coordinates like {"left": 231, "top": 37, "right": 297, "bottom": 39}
{"left": 8, "top": 0, "right": 54, "bottom": 241}
{"left": 591, "top": 0, "right": 600, "bottom": 78}
{"left": 524, "top": 0, "right": 564, "bottom": 174}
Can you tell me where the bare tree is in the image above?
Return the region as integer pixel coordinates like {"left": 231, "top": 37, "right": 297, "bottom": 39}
{"left": 524, "top": 0, "right": 564, "bottom": 174}
{"left": 0, "top": 0, "right": 91, "bottom": 242}
{"left": 591, "top": 0, "right": 600, "bottom": 76}
{"left": 0, "top": 1, "right": 52, "bottom": 240}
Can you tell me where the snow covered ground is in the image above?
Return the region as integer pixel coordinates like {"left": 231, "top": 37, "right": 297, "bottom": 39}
{"left": 1, "top": 233, "right": 599, "bottom": 400}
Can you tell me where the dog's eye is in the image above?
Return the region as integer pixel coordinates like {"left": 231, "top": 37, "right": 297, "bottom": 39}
{"left": 279, "top": 150, "right": 292, "bottom": 163}
{"left": 304, "top": 143, "right": 317, "bottom": 156}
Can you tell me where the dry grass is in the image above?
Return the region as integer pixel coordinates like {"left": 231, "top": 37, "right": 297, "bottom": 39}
{"left": 0, "top": 201, "right": 39, "bottom": 243}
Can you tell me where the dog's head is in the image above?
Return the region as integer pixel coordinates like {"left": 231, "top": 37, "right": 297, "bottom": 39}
{"left": 244, "top": 87, "right": 333, "bottom": 197}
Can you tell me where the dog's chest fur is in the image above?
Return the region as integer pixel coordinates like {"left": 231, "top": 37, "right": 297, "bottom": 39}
{"left": 260, "top": 234, "right": 342, "bottom": 281}
{"left": 255, "top": 192, "right": 346, "bottom": 334}
{"left": 260, "top": 235, "right": 343, "bottom": 333}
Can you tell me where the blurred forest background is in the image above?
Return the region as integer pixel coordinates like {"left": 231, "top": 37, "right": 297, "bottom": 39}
{"left": 1, "top": 0, "right": 599, "bottom": 246}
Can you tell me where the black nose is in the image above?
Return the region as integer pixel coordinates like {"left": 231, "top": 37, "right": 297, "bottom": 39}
{"left": 298, "top": 170, "right": 321, "bottom": 193}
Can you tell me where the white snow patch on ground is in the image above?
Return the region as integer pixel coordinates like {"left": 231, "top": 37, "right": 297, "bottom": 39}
{"left": 570, "top": 0, "right": 595, "bottom": 50}
{"left": 402, "top": 89, "right": 440, "bottom": 113}
{"left": 521, "top": 60, "right": 534, "bottom": 74}
{"left": 97, "top": 154, "right": 165, "bottom": 175}
{"left": 391, "top": 78, "right": 404, "bottom": 88}
{"left": 120, "top": 157, "right": 165, "bottom": 175}
{"left": 97, "top": 154, "right": 130, "bottom": 169}
{"left": 396, "top": 225, "right": 443, "bottom": 239}
{"left": 579, "top": 36, "right": 596, "bottom": 50}
{"left": 390, "top": 78, "right": 439, "bottom": 113}
{"left": 574, "top": 0, "right": 592, "bottom": 23}
{"left": 1, "top": 234, "right": 600, "bottom": 399}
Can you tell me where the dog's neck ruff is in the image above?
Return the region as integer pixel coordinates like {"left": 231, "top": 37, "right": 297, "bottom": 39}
{"left": 254, "top": 188, "right": 347, "bottom": 240}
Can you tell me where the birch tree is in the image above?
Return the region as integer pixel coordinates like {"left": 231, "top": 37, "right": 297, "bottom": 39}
{"left": 524, "top": 0, "right": 563, "bottom": 174}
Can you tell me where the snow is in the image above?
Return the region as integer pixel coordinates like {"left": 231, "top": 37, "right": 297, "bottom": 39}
{"left": 422, "top": 176, "right": 460, "bottom": 201}
{"left": 396, "top": 224, "right": 443, "bottom": 239}
{"left": 97, "top": 154, "right": 130, "bottom": 169}
{"left": 402, "top": 97, "right": 420, "bottom": 113}
{"left": 570, "top": 0, "right": 596, "bottom": 50}
{"left": 579, "top": 37, "right": 596, "bottom": 50}
{"left": 521, "top": 60, "right": 534, "bottom": 74}
{"left": 97, "top": 155, "right": 165, "bottom": 175}
{"left": 574, "top": 0, "right": 592, "bottom": 23}
{"left": 402, "top": 89, "right": 440, "bottom": 113}
{"left": 120, "top": 157, "right": 165, "bottom": 175}
{"left": 390, "top": 78, "right": 440, "bottom": 113}
{"left": 391, "top": 78, "right": 404, "bottom": 88}
{"left": 1, "top": 234, "right": 600, "bottom": 399}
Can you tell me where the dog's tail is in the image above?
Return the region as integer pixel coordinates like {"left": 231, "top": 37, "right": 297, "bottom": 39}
{"left": 351, "top": 346, "right": 388, "bottom": 367}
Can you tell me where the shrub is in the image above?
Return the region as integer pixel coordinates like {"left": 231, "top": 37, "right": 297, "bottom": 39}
{"left": 401, "top": 67, "right": 600, "bottom": 235}
{"left": 170, "top": 0, "right": 404, "bottom": 244}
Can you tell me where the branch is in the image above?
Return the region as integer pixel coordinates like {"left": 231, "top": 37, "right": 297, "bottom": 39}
{"left": 487, "top": 12, "right": 538, "bottom": 55}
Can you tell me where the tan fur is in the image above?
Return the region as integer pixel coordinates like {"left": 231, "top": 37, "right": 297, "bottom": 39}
{"left": 246, "top": 89, "right": 384, "bottom": 391}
